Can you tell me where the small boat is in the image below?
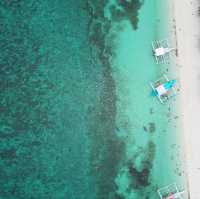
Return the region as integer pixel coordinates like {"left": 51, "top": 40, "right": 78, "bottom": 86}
{"left": 150, "top": 74, "right": 176, "bottom": 104}
{"left": 152, "top": 39, "right": 175, "bottom": 64}
{"left": 157, "top": 183, "right": 185, "bottom": 199}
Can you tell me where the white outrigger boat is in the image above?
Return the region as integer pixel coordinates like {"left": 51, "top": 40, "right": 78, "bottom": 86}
{"left": 157, "top": 183, "right": 185, "bottom": 199}
{"left": 150, "top": 74, "right": 176, "bottom": 104}
{"left": 152, "top": 39, "right": 175, "bottom": 64}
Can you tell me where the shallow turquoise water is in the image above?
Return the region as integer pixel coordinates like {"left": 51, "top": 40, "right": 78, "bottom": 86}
{"left": 0, "top": 0, "right": 186, "bottom": 199}
{"left": 108, "top": 0, "right": 186, "bottom": 198}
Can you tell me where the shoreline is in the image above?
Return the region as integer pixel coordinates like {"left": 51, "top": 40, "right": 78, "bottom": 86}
{"left": 170, "top": 0, "right": 200, "bottom": 198}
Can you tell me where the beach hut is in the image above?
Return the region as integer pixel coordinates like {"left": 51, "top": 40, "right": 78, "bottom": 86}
{"left": 152, "top": 39, "right": 175, "bottom": 64}
{"left": 157, "top": 183, "right": 185, "bottom": 199}
{"left": 150, "top": 74, "right": 176, "bottom": 104}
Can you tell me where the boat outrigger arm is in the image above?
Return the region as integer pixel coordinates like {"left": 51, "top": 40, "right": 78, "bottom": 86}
{"left": 150, "top": 74, "right": 176, "bottom": 104}
{"left": 152, "top": 39, "right": 175, "bottom": 64}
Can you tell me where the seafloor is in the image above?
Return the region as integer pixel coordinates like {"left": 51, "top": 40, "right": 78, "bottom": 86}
{"left": 0, "top": 0, "right": 186, "bottom": 199}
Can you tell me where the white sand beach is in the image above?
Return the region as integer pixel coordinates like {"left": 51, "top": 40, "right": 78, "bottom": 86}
{"left": 172, "top": 0, "right": 200, "bottom": 198}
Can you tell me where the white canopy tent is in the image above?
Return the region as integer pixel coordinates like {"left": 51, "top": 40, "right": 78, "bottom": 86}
{"left": 152, "top": 39, "right": 175, "bottom": 64}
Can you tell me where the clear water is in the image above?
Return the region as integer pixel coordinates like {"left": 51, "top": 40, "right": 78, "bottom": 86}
{"left": 107, "top": 0, "right": 186, "bottom": 198}
{"left": 0, "top": 0, "right": 186, "bottom": 199}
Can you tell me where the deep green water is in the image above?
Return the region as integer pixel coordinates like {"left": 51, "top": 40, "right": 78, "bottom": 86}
{"left": 0, "top": 0, "right": 186, "bottom": 199}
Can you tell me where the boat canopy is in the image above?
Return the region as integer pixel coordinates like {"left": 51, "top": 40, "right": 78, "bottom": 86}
{"left": 155, "top": 47, "right": 165, "bottom": 56}
{"left": 154, "top": 47, "right": 174, "bottom": 57}
{"left": 156, "top": 85, "right": 167, "bottom": 96}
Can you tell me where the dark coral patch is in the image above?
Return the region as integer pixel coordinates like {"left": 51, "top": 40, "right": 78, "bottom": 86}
{"left": 143, "top": 123, "right": 156, "bottom": 133}
{"left": 86, "top": 1, "right": 126, "bottom": 198}
{"left": 110, "top": 0, "right": 143, "bottom": 30}
{"left": 128, "top": 164, "right": 150, "bottom": 189}
{"left": 143, "top": 126, "right": 148, "bottom": 132}
{"left": 0, "top": 149, "right": 16, "bottom": 160}
{"left": 148, "top": 122, "right": 156, "bottom": 133}
{"left": 128, "top": 141, "right": 156, "bottom": 189}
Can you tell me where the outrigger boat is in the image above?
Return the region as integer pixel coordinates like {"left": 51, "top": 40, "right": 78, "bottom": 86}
{"left": 150, "top": 74, "right": 176, "bottom": 104}
{"left": 152, "top": 39, "right": 175, "bottom": 64}
{"left": 157, "top": 183, "right": 185, "bottom": 199}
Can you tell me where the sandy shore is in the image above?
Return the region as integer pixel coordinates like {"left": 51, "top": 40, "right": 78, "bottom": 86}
{"left": 171, "top": 0, "right": 200, "bottom": 198}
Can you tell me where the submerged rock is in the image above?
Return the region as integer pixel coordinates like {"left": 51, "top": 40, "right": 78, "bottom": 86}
{"left": 148, "top": 122, "right": 156, "bottom": 133}
{"left": 143, "top": 126, "right": 148, "bottom": 132}
{"left": 128, "top": 163, "right": 150, "bottom": 189}
{"left": 143, "top": 123, "right": 156, "bottom": 133}
{"left": 149, "top": 108, "right": 154, "bottom": 114}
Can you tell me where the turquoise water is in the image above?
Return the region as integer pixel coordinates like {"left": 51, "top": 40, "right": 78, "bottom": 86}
{"left": 0, "top": 0, "right": 186, "bottom": 199}
{"left": 108, "top": 0, "right": 186, "bottom": 198}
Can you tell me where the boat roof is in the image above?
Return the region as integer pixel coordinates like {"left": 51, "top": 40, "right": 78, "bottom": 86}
{"left": 156, "top": 84, "right": 167, "bottom": 96}
{"left": 155, "top": 47, "right": 165, "bottom": 56}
